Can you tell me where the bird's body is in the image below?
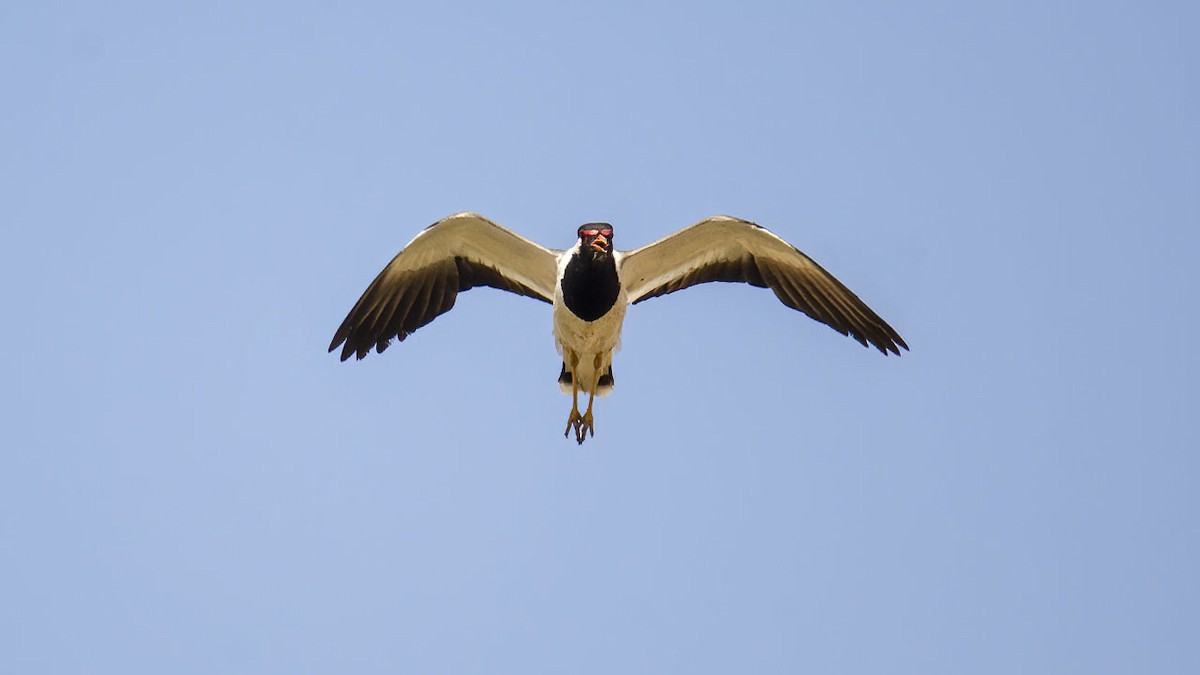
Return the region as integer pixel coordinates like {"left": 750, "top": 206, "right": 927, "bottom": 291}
{"left": 330, "top": 212, "right": 907, "bottom": 443}
{"left": 553, "top": 250, "right": 626, "bottom": 398}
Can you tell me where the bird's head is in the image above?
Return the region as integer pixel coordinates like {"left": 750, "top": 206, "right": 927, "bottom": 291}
{"left": 577, "top": 223, "right": 614, "bottom": 258}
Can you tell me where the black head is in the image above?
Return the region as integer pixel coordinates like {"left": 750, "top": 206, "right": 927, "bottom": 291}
{"left": 577, "top": 223, "right": 614, "bottom": 256}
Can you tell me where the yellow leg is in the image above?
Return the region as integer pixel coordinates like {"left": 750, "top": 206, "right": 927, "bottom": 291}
{"left": 563, "top": 351, "right": 583, "bottom": 439}
{"left": 574, "top": 354, "right": 603, "bottom": 444}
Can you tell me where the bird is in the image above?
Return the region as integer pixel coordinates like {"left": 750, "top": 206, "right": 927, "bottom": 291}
{"left": 329, "top": 212, "right": 908, "bottom": 444}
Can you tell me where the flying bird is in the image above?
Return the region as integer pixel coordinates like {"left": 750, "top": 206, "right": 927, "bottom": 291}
{"left": 329, "top": 212, "right": 908, "bottom": 444}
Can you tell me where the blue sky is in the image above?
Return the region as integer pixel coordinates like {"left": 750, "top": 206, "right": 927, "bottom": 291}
{"left": 2, "top": 1, "right": 1197, "bottom": 673}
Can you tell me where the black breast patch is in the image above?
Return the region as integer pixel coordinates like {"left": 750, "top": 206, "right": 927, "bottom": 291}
{"left": 562, "top": 252, "right": 620, "bottom": 322}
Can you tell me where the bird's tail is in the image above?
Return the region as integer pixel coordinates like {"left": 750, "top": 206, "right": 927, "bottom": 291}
{"left": 558, "top": 362, "right": 614, "bottom": 397}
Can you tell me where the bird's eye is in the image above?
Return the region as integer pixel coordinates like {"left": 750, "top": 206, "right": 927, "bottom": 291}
{"left": 580, "top": 229, "right": 600, "bottom": 237}
{"left": 600, "top": 228, "right": 613, "bottom": 237}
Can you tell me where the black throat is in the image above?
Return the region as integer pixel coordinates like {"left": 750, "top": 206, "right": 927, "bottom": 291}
{"left": 562, "top": 249, "right": 620, "bottom": 322}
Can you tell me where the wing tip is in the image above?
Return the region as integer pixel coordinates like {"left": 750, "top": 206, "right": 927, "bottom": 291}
{"left": 328, "top": 334, "right": 349, "bottom": 359}
{"left": 872, "top": 333, "right": 909, "bottom": 357}
{"left": 328, "top": 333, "right": 388, "bottom": 362}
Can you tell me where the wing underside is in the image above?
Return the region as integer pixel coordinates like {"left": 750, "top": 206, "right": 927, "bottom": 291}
{"left": 329, "top": 212, "right": 560, "bottom": 361}
{"left": 619, "top": 216, "right": 907, "bottom": 355}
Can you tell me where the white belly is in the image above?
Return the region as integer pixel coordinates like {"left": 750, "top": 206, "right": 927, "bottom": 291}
{"left": 552, "top": 287, "right": 627, "bottom": 396}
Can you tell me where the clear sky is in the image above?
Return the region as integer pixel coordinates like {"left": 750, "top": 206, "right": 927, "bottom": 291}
{"left": 3, "top": 1, "right": 1197, "bottom": 673}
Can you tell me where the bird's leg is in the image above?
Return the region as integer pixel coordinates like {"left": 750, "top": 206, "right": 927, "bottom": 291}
{"left": 563, "top": 351, "right": 583, "bottom": 439}
{"left": 574, "top": 354, "right": 603, "bottom": 444}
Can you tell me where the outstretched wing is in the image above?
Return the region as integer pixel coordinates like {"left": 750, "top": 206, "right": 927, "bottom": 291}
{"left": 329, "top": 212, "right": 560, "bottom": 361}
{"left": 619, "top": 215, "right": 907, "bottom": 355}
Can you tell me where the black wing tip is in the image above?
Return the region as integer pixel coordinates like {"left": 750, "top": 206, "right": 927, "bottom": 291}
{"left": 843, "top": 323, "right": 908, "bottom": 357}
{"left": 328, "top": 335, "right": 350, "bottom": 360}
{"left": 328, "top": 334, "right": 395, "bottom": 362}
{"left": 328, "top": 340, "right": 358, "bottom": 362}
{"left": 885, "top": 326, "right": 910, "bottom": 355}
{"left": 328, "top": 327, "right": 361, "bottom": 361}
{"left": 869, "top": 333, "right": 909, "bottom": 357}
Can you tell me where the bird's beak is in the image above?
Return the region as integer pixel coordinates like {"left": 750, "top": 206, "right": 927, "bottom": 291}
{"left": 590, "top": 234, "right": 609, "bottom": 252}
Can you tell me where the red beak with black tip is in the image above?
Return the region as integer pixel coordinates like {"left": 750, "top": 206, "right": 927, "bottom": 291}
{"left": 590, "top": 232, "right": 609, "bottom": 253}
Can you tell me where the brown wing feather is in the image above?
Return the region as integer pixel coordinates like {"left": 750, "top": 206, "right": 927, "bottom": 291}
{"left": 619, "top": 216, "right": 908, "bottom": 355}
{"left": 329, "top": 213, "right": 559, "bottom": 361}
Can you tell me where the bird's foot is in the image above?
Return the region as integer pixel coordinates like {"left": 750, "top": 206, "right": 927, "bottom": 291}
{"left": 563, "top": 409, "right": 595, "bottom": 445}
{"left": 564, "top": 408, "right": 582, "bottom": 440}
{"left": 574, "top": 410, "right": 594, "bottom": 445}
